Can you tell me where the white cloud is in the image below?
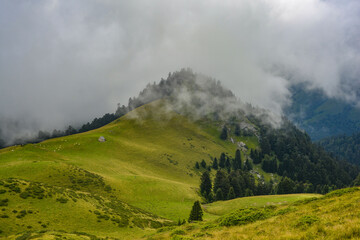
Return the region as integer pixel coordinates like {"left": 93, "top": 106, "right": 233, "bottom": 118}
{"left": 0, "top": 0, "right": 359, "bottom": 142}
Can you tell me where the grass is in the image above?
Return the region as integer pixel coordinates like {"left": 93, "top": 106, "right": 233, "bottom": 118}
{"left": 203, "top": 193, "right": 321, "bottom": 216}
{"left": 149, "top": 187, "right": 360, "bottom": 240}
{"left": 0, "top": 100, "right": 256, "bottom": 238}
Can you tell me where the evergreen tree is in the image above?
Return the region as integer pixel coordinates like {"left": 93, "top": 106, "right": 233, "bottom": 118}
{"left": 212, "top": 157, "right": 218, "bottom": 170}
{"left": 233, "top": 149, "right": 242, "bottom": 170}
{"left": 195, "top": 162, "right": 200, "bottom": 169}
{"left": 200, "top": 171, "right": 212, "bottom": 198}
{"left": 65, "top": 125, "right": 77, "bottom": 135}
{"left": 201, "top": 159, "right": 207, "bottom": 168}
{"left": 220, "top": 126, "right": 228, "bottom": 140}
{"left": 245, "top": 188, "right": 254, "bottom": 197}
{"left": 225, "top": 157, "right": 231, "bottom": 170}
{"left": 245, "top": 159, "right": 253, "bottom": 171}
{"left": 207, "top": 191, "right": 215, "bottom": 203}
{"left": 215, "top": 188, "right": 224, "bottom": 201}
{"left": 227, "top": 187, "right": 235, "bottom": 200}
{"left": 277, "top": 177, "right": 295, "bottom": 194}
{"left": 188, "top": 201, "right": 203, "bottom": 222}
{"left": 353, "top": 173, "right": 360, "bottom": 186}
{"left": 234, "top": 124, "right": 241, "bottom": 136}
{"left": 219, "top": 153, "right": 226, "bottom": 168}
{"left": 214, "top": 170, "right": 230, "bottom": 200}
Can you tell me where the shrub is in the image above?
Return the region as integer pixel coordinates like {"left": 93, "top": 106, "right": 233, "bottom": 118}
{"left": 0, "top": 190, "right": 6, "bottom": 194}
{"left": 171, "top": 229, "right": 186, "bottom": 236}
{"left": 20, "top": 192, "right": 30, "bottom": 199}
{"left": 219, "top": 206, "right": 276, "bottom": 227}
{"left": 56, "top": 197, "right": 68, "bottom": 203}
{"left": 296, "top": 215, "right": 319, "bottom": 229}
{"left": 0, "top": 199, "right": 8, "bottom": 207}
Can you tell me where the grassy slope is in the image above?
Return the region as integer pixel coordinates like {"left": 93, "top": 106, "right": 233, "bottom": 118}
{"left": 150, "top": 188, "right": 360, "bottom": 240}
{"left": 203, "top": 193, "right": 321, "bottom": 216}
{"left": 0, "top": 100, "right": 251, "bottom": 238}
{"left": 0, "top": 100, "right": 318, "bottom": 239}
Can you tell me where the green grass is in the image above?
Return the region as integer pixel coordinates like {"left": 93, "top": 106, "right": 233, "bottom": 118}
{"left": 203, "top": 193, "right": 321, "bottom": 216}
{"left": 0, "top": 100, "right": 259, "bottom": 238}
{"left": 0, "top": 178, "right": 170, "bottom": 239}
{"left": 149, "top": 187, "right": 360, "bottom": 240}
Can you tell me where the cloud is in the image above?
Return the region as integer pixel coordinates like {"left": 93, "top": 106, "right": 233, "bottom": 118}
{"left": 0, "top": 0, "right": 359, "bottom": 143}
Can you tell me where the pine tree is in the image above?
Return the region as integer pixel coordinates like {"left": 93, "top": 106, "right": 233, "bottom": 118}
{"left": 212, "top": 157, "right": 218, "bottom": 170}
{"left": 201, "top": 159, "right": 207, "bottom": 168}
{"left": 233, "top": 149, "right": 242, "bottom": 170}
{"left": 234, "top": 124, "right": 241, "bottom": 136}
{"left": 225, "top": 158, "right": 231, "bottom": 170}
{"left": 207, "top": 191, "right": 214, "bottom": 203}
{"left": 214, "top": 170, "right": 230, "bottom": 200}
{"left": 277, "top": 177, "right": 295, "bottom": 194}
{"left": 227, "top": 187, "right": 235, "bottom": 200}
{"left": 219, "top": 153, "right": 226, "bottom": 168}
{"left": 220, "top": 126, "right": 228, "bottom": 140}
{"left": 188, "top": 201, "right": 203, "bottom": 222}
{"left": 195, "top": 162, "right": 200, "bottom": 169}
{"left": 200, "top": 171, "right": 212, "bottom": 197}
{"left": 215, "top": 188, "right": 224, "bottom": 201}
{"left": 245, "top": 159, "right": 253, "bottom": 171}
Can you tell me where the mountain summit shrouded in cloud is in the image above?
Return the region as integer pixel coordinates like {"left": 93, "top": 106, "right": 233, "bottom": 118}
{"left": 0, "top": 0, "right": 360, "bottom": 141}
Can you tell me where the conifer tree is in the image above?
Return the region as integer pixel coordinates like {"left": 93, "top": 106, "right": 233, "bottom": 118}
{"left": 227, "top": 187, "right": 235, "bottom": 200}
{"left": 215, "top": 188, "right": 224, "bottom": 201}
{"left": 234, "top": 124, "right": 241, "bottom": 136}
{"left": 220, "top": 126, "right": 228, "bottom": 140}
{"left": 219, "top": 153, "right": 226, "bottom": 168}
{"left": 200, "top": 171, "right": 212, "bottom": 198}
{"left": 201, "top": 159, "right": 207, "bottom": 168}
{"left": 212, "top": 157, "right": 218, "bottom": 170}
{"left": 188, "top": 201, "right": 203, "bottom": 222}
{"left": 245, "top": 159, "right": 253, "bottom": 171}
{"left": 195, "top": 162, "right": 200, "bottom": 169}
{"left": 233, "top": 149, "right": 242, "bottom": 170}
{"left": 214, "top": 170, "right": 230, "bottom": 200}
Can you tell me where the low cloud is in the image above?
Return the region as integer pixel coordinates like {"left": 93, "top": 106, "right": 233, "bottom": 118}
{"left": 0, "top": 0, "right": 359, "bottom": 144}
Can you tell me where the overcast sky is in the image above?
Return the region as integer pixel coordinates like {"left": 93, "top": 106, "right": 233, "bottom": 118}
{"left": 1, "top": 0, "right": 360, "bottom": 141}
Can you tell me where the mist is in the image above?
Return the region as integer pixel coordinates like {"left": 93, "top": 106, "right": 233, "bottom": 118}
{"left": 1, "top": 0, "right": 360, "bottom": 144}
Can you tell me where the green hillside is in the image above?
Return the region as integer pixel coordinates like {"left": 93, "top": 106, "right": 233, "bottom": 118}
{"left": 0, "top": 80, "right": 358, "bottom": 239}
{"left": 149, "top": 188, "right": 360, "bottom": 240}
{"left": 0, "top": 100, "right": 260, "bottom": 238}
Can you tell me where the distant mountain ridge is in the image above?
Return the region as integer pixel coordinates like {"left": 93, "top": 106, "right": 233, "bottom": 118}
{"left": 285, "top": 84, "right": 360, "bottom": 140}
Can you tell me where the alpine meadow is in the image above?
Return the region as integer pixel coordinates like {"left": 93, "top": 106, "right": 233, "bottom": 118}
{"left": 1, "top": 1, "right": 360, "bottom": 240}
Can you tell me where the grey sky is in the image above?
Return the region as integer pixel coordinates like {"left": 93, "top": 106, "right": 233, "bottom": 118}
{"left": 0, "top": 0, "right": 360, "bottom": 142}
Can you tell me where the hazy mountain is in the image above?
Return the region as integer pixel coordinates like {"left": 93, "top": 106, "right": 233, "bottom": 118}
{"left": 285, "top": 84, "right": 360, "bottom": 141}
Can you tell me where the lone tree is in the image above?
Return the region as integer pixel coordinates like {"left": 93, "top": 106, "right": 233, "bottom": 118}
{"left": 220, "top": 126, "right": 228, "bottom": 140}
{"left": 188, "top": 201, "right": 203, "bottom": 222}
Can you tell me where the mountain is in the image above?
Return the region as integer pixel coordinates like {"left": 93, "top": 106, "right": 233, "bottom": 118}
{"left": 0, "top": 69, "right": 359, "bottom": 239}
{"left": 318, "top": 132, "right": 360, "bottom": 166}
{"left": 285, "top": 84, "right": 360, "bottom": 141}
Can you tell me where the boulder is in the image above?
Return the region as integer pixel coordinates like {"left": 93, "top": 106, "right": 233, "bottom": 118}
{"left": 98, "top": 136, "right": 106, "bottom": 142}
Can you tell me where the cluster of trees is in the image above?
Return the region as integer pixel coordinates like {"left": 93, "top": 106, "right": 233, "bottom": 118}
{"left": 195, "top": 150, "right": 253, "bottom": 173}
{"left": 318, "top": 132, "right": 360, "bottom": 166}
{"left": 248, "top": 117, "right": 360, "bottom": 190}
{"left": 198, "top": 150, "right": 263, "bottom": 202}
